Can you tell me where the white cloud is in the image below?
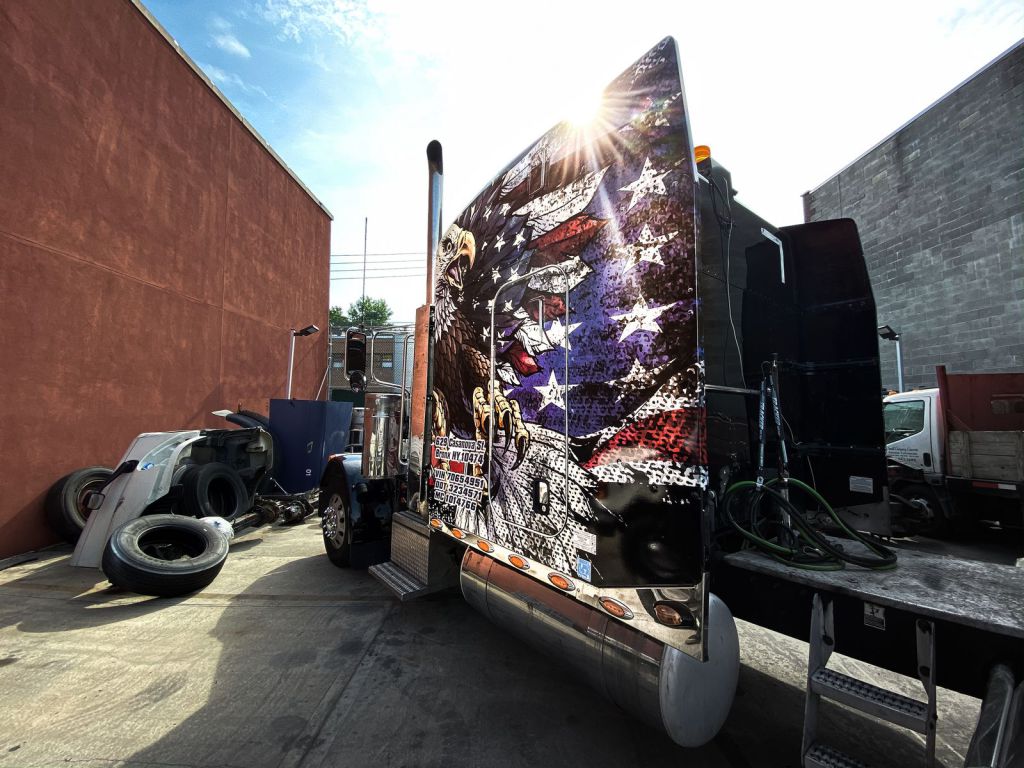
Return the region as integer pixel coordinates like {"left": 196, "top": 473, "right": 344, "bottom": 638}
{"left": 198, "top": 62, "right": 271, "bottom": 100}
{"left": 209, "top": 15, "right": 232, "bottom": 32}
{"left": 212, "top": 32, "right": 252, "bottom": 58}
{"left": 261, "top": 0, "right": 372, "bottom": 44}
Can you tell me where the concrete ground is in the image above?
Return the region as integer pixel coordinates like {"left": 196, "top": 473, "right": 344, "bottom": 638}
{"left": 0, "top": 521, "right": 988, "bottom": 768}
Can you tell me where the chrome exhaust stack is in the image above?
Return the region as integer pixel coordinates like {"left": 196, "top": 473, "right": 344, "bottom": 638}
{"left": 408, "top": 141, "right": 444, "bottom": 509}
{"left": 460, "top": 550, "right": 740, "bottom": 748}
{"left": 425, "top": 140, "right": 443, "bottom": 307}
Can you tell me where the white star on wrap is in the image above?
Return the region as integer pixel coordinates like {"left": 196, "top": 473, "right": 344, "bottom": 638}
{"left": 619, "top": 157, "right": 669, "bottom": 210}
{"left": 610, "top": 357, "right": 674, "bottom": 401}
{"left": 617, "top": 223, "right": 678, "bottom": 273}
{"left": 546, "top": 316, "right": 582, "bottom": 350}
{"left": 494, "top": 233, "right": 506, "bottom": 251}
{"left": 492, "top": 268, "right": 501, "bottom": 284}
{"left": 483, "top": 205, "right": 492, "bottom": 220}
{"left": 499, "top": 203, "right": 511, "bottom": 216}
{"left": 502, "top": 299, "right": 514, "bottom": 313}
{"left": 611, "top": 294, "right": 676, "bottom": 341}
{"left": 508, "top": 264, "right": 520, "bottom": 278}
{"left": 535, "top": 369, "right": 575, "bottom": 412}
{"left": 513, "top": 230, "right": 526, "bottom": 248}
{"left": 481, "top": 327, "right": 491, "bottom": 343}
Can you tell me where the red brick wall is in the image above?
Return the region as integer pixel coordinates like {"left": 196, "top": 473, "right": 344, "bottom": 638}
{"left": 0, "top": 0, "right": 331, "bottom": 557}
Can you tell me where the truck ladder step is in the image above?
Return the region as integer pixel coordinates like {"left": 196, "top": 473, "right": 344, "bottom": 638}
{"left": 811, "top": 668, "right": 929, "bottom": 732}
{"left": 804, "top": 743, "right": 869, "bottom": 768}
{"left": 368, "top": 561, "right": 435, "bottom": 601}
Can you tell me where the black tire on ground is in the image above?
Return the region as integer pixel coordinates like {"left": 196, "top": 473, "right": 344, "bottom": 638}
{"left": 44, "top": 466, "right": 114, "bottom": 544}
{"left": 179, "top": 462, "right": 249, "bottom": 521}
{"left": 319, "top": 470, "right": 351, "bottom": 567}
{"left": 101, "top": 515, "right": 229, "bottom": 597}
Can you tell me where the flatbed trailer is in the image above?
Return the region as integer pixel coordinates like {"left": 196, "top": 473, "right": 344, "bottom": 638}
{"left": 716, "top": 541, "right": 1024, "bottom": 699}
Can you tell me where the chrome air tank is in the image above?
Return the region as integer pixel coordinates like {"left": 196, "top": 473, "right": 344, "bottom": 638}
{"left": 460, "top": 550, "right": 740, "bottom": 747}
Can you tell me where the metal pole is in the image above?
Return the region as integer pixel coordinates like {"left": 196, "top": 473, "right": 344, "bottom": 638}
{"left": 286, "top": 331, "right": 296, "bottom": 399}
{"left": 361, "top": 217, "right": 368, "bottom": 309}
{"left": 426, "top": 140, "right": 443, "bottom": 305}
{"left": 895, "top": 335, "right": 905, "bottom": 393}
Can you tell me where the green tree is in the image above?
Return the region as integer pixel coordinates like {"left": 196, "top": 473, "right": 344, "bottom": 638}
{"left": 329, "top": 305, "right": 348, "bottom": 330}
{"left": 331, "top": 297, "right": 392, "bottom": 330}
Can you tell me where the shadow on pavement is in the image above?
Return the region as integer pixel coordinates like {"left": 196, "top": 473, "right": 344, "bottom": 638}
{"left": 115, "top": 552, "right": 938, "bottom": 768}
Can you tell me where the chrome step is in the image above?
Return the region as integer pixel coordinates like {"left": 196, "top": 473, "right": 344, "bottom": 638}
{"left": 368, "top": 561, "right": 433, "bottom": 601}
{"left": 812, "top": 668, "right": 929, "bottom": 732}
{"left": 805, "top": 743, "right": 869, "bottom": 768}
{"left": 801, "top": 595, "right": 936, "bottom": 768}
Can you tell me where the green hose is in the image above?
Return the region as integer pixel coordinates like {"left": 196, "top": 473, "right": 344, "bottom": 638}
{"left": 722, "top": 477, "right": 897, "bottom": 571}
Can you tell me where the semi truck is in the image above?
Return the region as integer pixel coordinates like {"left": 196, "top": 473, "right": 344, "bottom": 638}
{"left": 317, "top": 38, "right": 1023, "bottom": 768}
{"left": 886, "top": 367, "right": 1024, "bottom": 534}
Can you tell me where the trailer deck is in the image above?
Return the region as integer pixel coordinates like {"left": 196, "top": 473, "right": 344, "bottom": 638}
{"left": 714, "top": 538, "right": 1024, "bottom": 697}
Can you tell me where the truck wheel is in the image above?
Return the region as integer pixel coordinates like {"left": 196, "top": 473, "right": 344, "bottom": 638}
{"left": 44, "top": 466, "right": 114, "bottom": 544}
{"left": 101, "top": 515, "right": 229, "bottom": 597}
{"left": 901, "top": 483, "right": 954, "bottom": 537}
{"left": 319, "top": 473, "right": 351, "bottom": 567}
{"left": 179, "top": 463, "right": 249, "bottom": 522}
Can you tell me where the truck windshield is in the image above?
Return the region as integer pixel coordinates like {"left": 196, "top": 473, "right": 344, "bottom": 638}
{"left": 883, "top": 400, "right": 925, "bottom": 444}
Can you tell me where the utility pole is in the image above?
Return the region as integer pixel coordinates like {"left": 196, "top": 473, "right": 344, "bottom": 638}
{"left": 361, "top": 217, "right": 368, "bottom": 313}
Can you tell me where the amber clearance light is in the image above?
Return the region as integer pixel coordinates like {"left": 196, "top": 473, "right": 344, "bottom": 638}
{"left": 694, "top": 144, "right": 711, "bottom": 163}
{"left": 508, "top": 555, "right": 529, "bottom": 570}
{"left": 429, "top": 518, "right": 443, "bottom": 529}
{"left": 599, "top": 597, "right": 634, "bottom": 620}
{"left": 654, "top": 603, "right": 685, "bottom": 627}
{"left": 451, "top": 528, "right": 466, "bottom": 540}
{"left": 478, "top": 539, "right": 493, "bottom": 553}
{"left": 547, "top": 573, "right": 575, "bottom": 591}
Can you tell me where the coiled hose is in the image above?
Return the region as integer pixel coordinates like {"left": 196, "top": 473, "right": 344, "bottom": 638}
{"left": 722, "top": 477, "right": 896, "bottom": 571}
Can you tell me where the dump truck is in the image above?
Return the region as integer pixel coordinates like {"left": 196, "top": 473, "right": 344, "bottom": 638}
{"left": 317, "top": 38, "right": 1024, "bottom": 768}
{"left": 886, "top": 367, "right": 1024, "bottom": 533}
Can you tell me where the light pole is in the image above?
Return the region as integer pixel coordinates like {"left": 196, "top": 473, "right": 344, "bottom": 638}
{"left": 287, "top": 324, "right": 320, "bottom": 399}
{"left": 877, "top": 325, "right": 904, "bottom": 393}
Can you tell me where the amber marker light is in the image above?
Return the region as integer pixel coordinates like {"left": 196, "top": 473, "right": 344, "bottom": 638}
{"left": 654, "top": 603, "right": 685, "bottom": 626}
{"left": 694, "top": 144, "right": 711, "bottom": 163}
{"left": 508, "top": 555, "right": 529, "bottom": 570}
{"left": 599, "top": 597, "right": 634, "bottom": 620}
{"left": 429, "top": 518, "right": 442, "bottom": 529}
{"left": 547, "top": 573, "right": 575, "bottom": 591}
{"left": 478, "top": 540, "right": 493, "bottom": 553}
{"left": 451, "top": 528, "right": 466, "bottom": 539}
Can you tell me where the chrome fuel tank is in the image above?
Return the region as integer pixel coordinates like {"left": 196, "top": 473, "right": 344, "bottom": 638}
{"left": 460, "top": 550, "right": 739, "bottom": 747}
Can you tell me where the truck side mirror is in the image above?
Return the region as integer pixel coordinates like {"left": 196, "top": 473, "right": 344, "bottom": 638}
{"left": 346, "top": 330, "right": 367, "bottom": 392}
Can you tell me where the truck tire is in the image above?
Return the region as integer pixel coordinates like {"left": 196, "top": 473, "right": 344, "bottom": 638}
{"left": 101, "top": 515, "right": 229, "bottom": 597}
{"left": 44, "top": 466, "right": 114, "bottom": 544}
{"left": 901, "top": 483, "right": 959, "bottom": 538}
{"left": 179, "top": 462, "right": 249, "bottom": 522}
{"left": 319, "top": 471, "right": 351, "bottom": 567}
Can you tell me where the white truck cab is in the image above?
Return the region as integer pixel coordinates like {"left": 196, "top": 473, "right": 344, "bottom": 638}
{"left": 884, "top": 389, "right": 944, "bottom": 475}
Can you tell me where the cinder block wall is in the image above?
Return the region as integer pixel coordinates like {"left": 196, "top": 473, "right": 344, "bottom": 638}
{"left": 803, "top": 42, "right": 1023, "bottom": 391}
{"left": 0, "top": 0, "right": 331, "bottom": 557}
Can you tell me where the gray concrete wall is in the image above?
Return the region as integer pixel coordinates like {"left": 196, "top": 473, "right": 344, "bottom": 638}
{"left": 803, "top": 42, "right": 1024, "bottom": 391}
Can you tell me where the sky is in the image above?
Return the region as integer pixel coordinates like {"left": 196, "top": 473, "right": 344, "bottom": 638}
{"left": 143, "top": 0, "right": 1023, "bottom": 322}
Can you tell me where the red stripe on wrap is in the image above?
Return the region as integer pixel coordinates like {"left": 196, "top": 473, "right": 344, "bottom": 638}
{"left": 581, "top": 408, "right": 706, "bottom": 470}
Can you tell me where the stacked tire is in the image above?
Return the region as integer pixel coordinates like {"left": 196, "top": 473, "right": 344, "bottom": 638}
{"left": 45, "top": 466, "right": 113, "bottom": 544}
{"left": 102, "top": 515, "right": 229, "bottom": 597}
{"left": 108, "top": 462, "right": 248, "bottom": 597}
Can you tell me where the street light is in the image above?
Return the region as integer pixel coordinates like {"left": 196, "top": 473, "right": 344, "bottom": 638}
{"left": 286, "top": 324, "right": 320, "bottom": 399}
{"left": 877, "top": 324, "right": 904, "bottom": 393}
